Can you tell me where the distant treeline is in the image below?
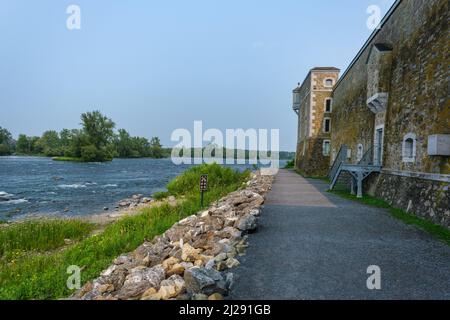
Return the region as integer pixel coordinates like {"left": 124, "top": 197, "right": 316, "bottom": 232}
{"left": 0, "top": 111, "right": 170, "bottom": 162}
{"left": 173, "top": 147, "right": 295, "bottom": 160}
{"left": 0, "top": 112, "right": 295, "bottom": 162}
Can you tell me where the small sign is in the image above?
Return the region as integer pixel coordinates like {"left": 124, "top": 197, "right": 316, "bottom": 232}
{"left": 200, "top": 174, "right": 208, "bottom": 191}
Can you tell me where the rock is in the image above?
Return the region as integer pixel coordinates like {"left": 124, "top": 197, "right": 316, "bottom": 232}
{"left": 96, "top": 284, "right": 114, "bottom": 294}
{"left": 199, "top": 210, "right": 210, "bottom": 218}
{"left": 74, "top": 281, "right": 93, "bottom": 299}
{"left": 214, "top": 253, "right": 228, "bottom": 262}
{"left": 208, "top": 293, "right": 224, "bottom": 300}
{"left": 158, "top": 275, "right": 186, "bottom": 300}
{"left": 181, "top": 243, "right": 202, "bottom": 262}
{"left": 103, "top": 207, "right": 109, "bottom": 211}
{"left": 184, "top": 267, "right": 228, "bottom": 296}
{"left": 116, "top": 265, "right": 165, "bottom": 299}
{"left": 142, "top": 197, "right": 152, "bottom": 203}
{"left": 225, "top": 258, "right": 240, "bottom": 269}
{"left": 162, "top": 257, "right": 179, "bottom": 271}
{"left": 235, "top": 214, "right": 258, "bottom": 232}
{"left": 235, "top": 243, "right": 248, "bottom": 255}
{"left": 168, "top": 196, "right": 176, "bottom": 202}
{"left": 132, "top": 194, "right": 143, "bottom": 200}
{"left": 64, "top": 238, "right": 73, "bottom": 245}
{"left": 249, "top": 208, "right": 260, "bottom": 216}
{"left": 205, "top": 259, "right": 215, "bottom": 270}
{"left": 216, "top": 261, "right": 227, "bottom": 271}
{"left": 119, "top": 201, "right": 129, "bottom": 207}
{"left": 141, "top": 287, "right": 158, "bottom": 300}
{"left": 167, "top": 263, "right": 185, "bottom": 277}
{"left": 192, "top": 294, "right": 209, "bottom": 300}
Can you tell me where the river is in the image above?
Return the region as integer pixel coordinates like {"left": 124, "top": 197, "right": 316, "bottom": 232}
{"left": 0, "top": 156, "right": 285, "bottom": 221}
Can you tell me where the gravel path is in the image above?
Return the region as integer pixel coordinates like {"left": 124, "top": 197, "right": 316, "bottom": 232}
{"left": 229, "top": 169, "right": 450, "bottom": 300}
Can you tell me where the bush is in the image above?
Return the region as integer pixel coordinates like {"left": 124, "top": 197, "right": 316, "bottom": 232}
{"left": 152, "top": 191, "right": 170, "bottom": 200}
{"left": 166, "top": 163, "right": 250, "bottom": 196}
{"left": 0, "top": 144, "right": 11, "bottom": 156}
{"left": 80, "top": 145, "right": 113, "bottom": 162}
{"left": 284, "top": 159, "right": 295, "bottom": 169}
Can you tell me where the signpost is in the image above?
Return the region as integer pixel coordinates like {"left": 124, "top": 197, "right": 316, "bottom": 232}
{"left": 199, "top": 174, "right": 208, "bottom": 208}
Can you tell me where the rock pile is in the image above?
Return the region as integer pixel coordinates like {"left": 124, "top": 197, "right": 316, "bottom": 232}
{"left": 117, "top": 194, "right": 154, "bottom": 210}
{"left": 73, "top": 171, "right": 273, "bottom": 300}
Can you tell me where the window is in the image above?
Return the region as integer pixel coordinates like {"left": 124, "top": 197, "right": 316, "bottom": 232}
{"left": 324, "top": 78, "right": 334, "bottom": 87}
{"left": 402, "top": 133, "right": 416, "bottom": 163}
{"left": 323, "top": 140, "right": 331, "bottom": 156}
{"left": 357, "top": 144, "right": 364, "bottom": 161}
{"left": 324, "top": 118, "right": 331, "bottom": 133}
{"left": 325, "top": 98, "right": 332, "bottom": 112}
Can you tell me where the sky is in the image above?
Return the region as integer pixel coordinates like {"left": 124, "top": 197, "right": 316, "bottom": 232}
{"left": 0, "top": 0, "right": 396, "bottom": 151}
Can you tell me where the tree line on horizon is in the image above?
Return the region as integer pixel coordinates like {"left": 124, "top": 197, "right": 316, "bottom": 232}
{"left": 0, "top": 111, "right": 170, "bottom": 162}
{"left": 1, "top": 112, "right": 296, "bottom": 162}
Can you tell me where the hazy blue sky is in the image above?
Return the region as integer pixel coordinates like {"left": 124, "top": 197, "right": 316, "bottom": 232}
{"left": 0, "top": 0, "right": 395, "bottom": 151}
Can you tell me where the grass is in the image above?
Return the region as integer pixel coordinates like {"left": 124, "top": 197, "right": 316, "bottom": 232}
{"left": 52, "top": 156, "right": 85, "bottom": 162}
{"left": 329, "top": 189, "right": 450, "bottom": 246}
{"left": 0, "top": 163, "right": 249, "bottom": 300}
{"left": 0, "top": 220, "right": 94, "bottom": 262}
{"left": 284, "top": 159, "right": 295, "bottom": 169}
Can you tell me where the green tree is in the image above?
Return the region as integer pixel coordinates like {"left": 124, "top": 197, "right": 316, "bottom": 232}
{"left": 37, "top": 131, "right": 61, "bottom": 156}
{"left": 0, "top": 127, "right": 13, "bottom": 155}
{"left": 115, "top": 129, "right": 133, "bottom": 158}
{"left": 16, "top": 134, "right": 30, "bottom": 154}
{"left": 81, "top": 111, "right": 115, "bottom": 149}
{"left": 78, "top": 111, "right": 115, "bottom": 162}
{"left": 149, "top": 136, "right": 164, "bottom": 158}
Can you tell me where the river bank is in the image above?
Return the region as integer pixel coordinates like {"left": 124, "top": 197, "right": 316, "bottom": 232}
{"left": 0, "top": 163, "right": 254, "bottom": 299}
{"left": 73, "top": 170, "right": 273, "bottom": 300}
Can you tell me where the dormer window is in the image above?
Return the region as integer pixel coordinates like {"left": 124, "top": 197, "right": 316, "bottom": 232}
{"left": 325, "top": 98, "right": 332, "bottom": 112}
{"left": 324, "top": 78, "right": 334, "bottom": 87}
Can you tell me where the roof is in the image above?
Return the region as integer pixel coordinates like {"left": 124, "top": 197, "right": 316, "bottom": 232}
{"left": 293, "top": 66, "right": 340, "bottom": 92}
{"left": 311, "top": 67, "right": 340, "bottom": 71}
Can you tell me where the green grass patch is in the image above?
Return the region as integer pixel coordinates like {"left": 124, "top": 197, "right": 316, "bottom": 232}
{"left": 0, "top": 220, "right": 94, "bottom": 261}
{"left": 0, "top": 163, "right": 249, "bottom": 300}
{"left": 152, "top": 191, "right": 170, "bottom": 200}
{"left": 329, "top": 189, "right": 450, "bottom": 246}
{"left": 52, "top": 156, "right": 84, "bottom": 162}
{"left": 284, "top": 159, "right": 295, "bottom": 169}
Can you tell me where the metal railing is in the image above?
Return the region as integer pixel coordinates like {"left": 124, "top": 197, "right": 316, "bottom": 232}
{"left": 328, "top": 145, "right": 347, "bottom": 180}
{"left": 358, "top": 145, "right": 374, "bottom": 166}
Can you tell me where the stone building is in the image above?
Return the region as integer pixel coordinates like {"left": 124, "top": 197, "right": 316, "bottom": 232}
{"left": 293, "top": 67, "right": 340, "bottom": 176}
{"left": 292, "top": 0, "right": 449, "bottom": 227}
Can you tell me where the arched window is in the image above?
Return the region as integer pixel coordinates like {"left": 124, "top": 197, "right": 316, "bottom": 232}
{"left": 402, "top": 133, "right": 416, "bottom": 163}
{"left": 356, "top": 144, "right": 364, "bottom": 162}
{"left": 325, "top": 98, "right": 332, "bottom": 113}
{"left": 324, "top": 78, "right": 334, "bottom": 87}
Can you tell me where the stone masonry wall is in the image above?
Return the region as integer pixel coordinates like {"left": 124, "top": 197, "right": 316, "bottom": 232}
{"left": 332, "top": 0, "right": 449, "bottom": 171}
{"left": 367, "top": 172, "right": 450, "bottom": 228}
{"left": 330, "top": 0, "right": 449, "bottom": 227}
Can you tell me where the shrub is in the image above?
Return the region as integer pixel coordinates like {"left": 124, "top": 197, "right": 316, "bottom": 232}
{"left": 166, "top": 163, "right": 250, "bottom": 196}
